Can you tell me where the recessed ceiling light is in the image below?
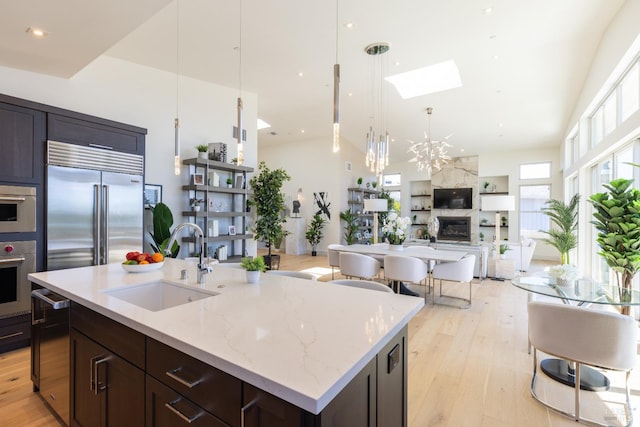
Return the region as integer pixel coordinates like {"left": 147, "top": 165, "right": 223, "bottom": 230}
{"left": 499, "top": 122, "right": 503, "bottom": 127}
{"left": 344, "top": 22, "right": 354, "bottom": 29}
{"left": 257, "top": 119, "right": 271, "bottom": 130}
{"left": 493, "top": 55, "right": 499, "bottom": 60}
{"left": 301, "top": 129, "right": 305, "bottom": 133}
{"left": 385, "top": 60, "right": 462, "bottom": 99}
{"left": 26, "top": 27, "right": 48, "bottom": 38}
{"left": 483, "top": 7, "right": 493, "bottom": 15}
{"left": 394, "top": 61, "right": 401, "bottom": 66}
{"left": 298, "top": 72, "right": 304, "bottom": 77}
{"left": 348, "top": 92, "right": 353, "bottom": 97}
{"left": 460, "top": 148, "right": 465, "bottom": 152}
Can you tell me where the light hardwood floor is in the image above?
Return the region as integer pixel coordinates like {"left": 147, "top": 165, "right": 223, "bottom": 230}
{"left": 2, "top": 252, "right": 637, "bottom": 426}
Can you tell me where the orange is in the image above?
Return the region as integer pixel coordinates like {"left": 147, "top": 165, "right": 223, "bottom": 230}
{"left": 139, "top": 260, "right": 150, "bottom": 265}
{"left": 152, "top": 252, "right": 164, "bottom": 263}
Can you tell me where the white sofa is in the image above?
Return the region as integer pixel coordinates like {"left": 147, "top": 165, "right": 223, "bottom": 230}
{"left": 501, "top": 239, "right": 536, "bottom": 271}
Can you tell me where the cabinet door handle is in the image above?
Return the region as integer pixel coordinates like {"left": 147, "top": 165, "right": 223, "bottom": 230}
{"left": 165, "top": 368, "right": 203, "bottom": 389}
{"left": 165, "top": 399, "right": 202, "bottom": 424}
{"left": 241, "top": 397, "right": 259, "bottom": 427}
{"left": 90, "top": 355, "right": 109, "bottom": 395}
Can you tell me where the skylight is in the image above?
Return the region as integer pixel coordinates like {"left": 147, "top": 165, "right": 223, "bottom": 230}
{"left": 257, "top": 119, "right": 271, "bottom": 130}
{"left": 385, "top": 60, "right": 462, "bottom": 99}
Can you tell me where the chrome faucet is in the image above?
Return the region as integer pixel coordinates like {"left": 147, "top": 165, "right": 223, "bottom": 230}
{"left": 166, "top": 222, "right": 212, "bottom": 284}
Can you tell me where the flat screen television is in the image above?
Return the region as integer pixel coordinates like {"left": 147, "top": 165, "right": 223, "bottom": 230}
{"left": 433, "top": 187, "right": 473, "bottom": 209}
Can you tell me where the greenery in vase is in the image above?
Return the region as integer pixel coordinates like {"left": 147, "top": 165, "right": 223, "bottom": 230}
{"left": 499, "top": 243, "right": 511, "bottom": 255}
{"left": 148, "top": 203, "right": 179, "bottom": 257}
{"left": 357, "top": 177, "right": 363, "bottom": 186}
{"left": 339, "top": 210, "right": 359, "bottom": 245}
{"left": 240, "top": 256, "right": 267, "bottom": 272}
{"left": 590, "top": 178, "right": 640, "bottom": 313}
{"left": 226, "top": 178, "right": 233, "bottom": 185}
{"left": 372, "top": 182, "right": 378, "bottom": 189}
{"left": 196, "top": 144, "right": 208, "bottom": 153}
{"left": 540, "top": 194, "right": 580, "bottom": 264}
{"left": 305, "top": 214, "right": 326, "bottom": 252}
{"left": 248, "top": 162, "right": 291, "bottom": 258}
{"left": 382, "top": 212, "right": 411, "bottom": 245}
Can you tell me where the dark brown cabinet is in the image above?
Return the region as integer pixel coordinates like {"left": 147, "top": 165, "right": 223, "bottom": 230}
{"left": 70, "top": 303, "right": 146, "bottom": 427}
{"left": 0, "top": 101, "right": 45, "bottom": 185}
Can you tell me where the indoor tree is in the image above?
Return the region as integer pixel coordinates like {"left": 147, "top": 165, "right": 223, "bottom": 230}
{"left": 540, "top": 194, "right": 580, "bottom": 264}
{"left": 305, "top": 214, "right": 326, "bottom": 256}
{"left": 339, "top": 210, "right": 359, "bottom": 245}
{"left": 248, "top": 162, "right": 291, "bottom": 267}
{"left": 590, "top": 178, "right": 640, "bottom": 314}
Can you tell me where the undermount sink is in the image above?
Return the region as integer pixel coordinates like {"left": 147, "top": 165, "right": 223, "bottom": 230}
{"left": 104, "top": 280, "right": 218, "bottom": 312}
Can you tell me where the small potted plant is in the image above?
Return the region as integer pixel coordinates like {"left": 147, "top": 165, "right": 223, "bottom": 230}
{"left": 357, "top": 177, "right": 363, "bottom": 187}
{"left": 499, "top": 243, "right": 511, "bottom": 259}
{"left": 196, "top": 144, "right": 208, "bottom": 160}
{"left": 483, "top": 181, "right": 490, "bottom": 193}
{"left": 501, "top": 216, "right": 508, "bottom": 227}
{"left": 240, "top": 256, "right": 266, "bottom": 284}
{"left": 190, "top": 198, "right": 204, "bottom": 212}
{"left": 479, "top": 232, "right": 484, "bottom": 241}
{"left": 226, "top": 178, "right": 233, "bottom": 188}
{"left": 372, "top": 182, "right": 378, "bottom": 189}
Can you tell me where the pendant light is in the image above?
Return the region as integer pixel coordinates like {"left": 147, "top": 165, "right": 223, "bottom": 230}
{"left": 173, "top": 0, "right": 181, "bottom": 175}
{"left": 332, "top": 0, "right": 340, "bottom": 153}
{"left": 236, "top": 0, "right": 244, "bottom": 165}
{"left": 364, "top": 42, "right": 390, "bottom": 178}
{"left": 407, "top": 107, "right": 451, "bottom": 174}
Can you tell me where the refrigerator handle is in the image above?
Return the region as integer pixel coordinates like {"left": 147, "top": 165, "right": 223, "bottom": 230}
{"left": 93, "top": 184, "right": 101, "bottom": 265}
{"left": 103, "top": 185, "right": 109, "bottom": 264}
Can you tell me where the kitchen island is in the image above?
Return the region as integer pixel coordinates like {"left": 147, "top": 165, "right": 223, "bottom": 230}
{"left": 29, "top": 259, "right": 424, "bottom": 426}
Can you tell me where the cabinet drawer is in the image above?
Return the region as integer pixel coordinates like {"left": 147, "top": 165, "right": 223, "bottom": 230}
{"left": 147, "top": 338, "right": 241, "bottom": 427}
{"left": 147, "top": 375, "right": 229, "bottom": 427}
{"left": 71, "top": 302, "right": 145, "bottom": 369}
{"left": 0, "top": 314, "right": 30, "bottom": 353}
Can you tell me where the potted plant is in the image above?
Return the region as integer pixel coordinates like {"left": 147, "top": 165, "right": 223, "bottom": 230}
{"left": 381, "top": 212, "right": 411, "bottom": 250}
{"left": 540, "top": 194, "right": 580, "bottom": 264}
{"left": 148, "top": 202, "right": 180, "bottom": 258}
{"left": 196, "top": 144, "right": 208, "bottom": 160}
{"left": 226, "top": 178, "right": 233, "bottom": 188}
{"left": 501, "top": 216, "right": 508, "bottom": 227}
{"left": 483, "top": 181, "right": 490, "bottom": 193}
{"left": 372, "top": 181, "right": 378, "bottom": 189}
{"left": 240, "top": 256, "right": 267, "bottom": 284}
{"left": 590, "top": 178, "right": 640, "bottom": 315}
{"left": 479, "top": 232, "right": 484, "bottom": 241}
{"left": 189, "top": 198, "right": 204, "bottom": 211}
{"left": 357, "top": 177, "right": 363, "bottom": 187}
{"left": 339, "top": 210, "right": 359, "bottom": 245}
{"left": 499, "top": 243, "right": 511, "bottom": 259}
{"left": 248, "top": 162, "right": 291, "bottom": 269}
{"left": 305, "top": 214, "right": 326, "bottom": 256}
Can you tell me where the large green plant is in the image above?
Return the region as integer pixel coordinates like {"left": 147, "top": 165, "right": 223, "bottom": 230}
{"left": 339, "top": 210, "right": 359, "bottom": 245}
{"left": 148, "top": 202, "right": 180, "bottom": 257}
{"left": 248, "top": 162, "right": 291, "bottom": 258}
{"left": 590, "top": 178, "right": 640, "bottom": 313}
{"left": 540, "top": 194, "right": 580, "bottom": 264}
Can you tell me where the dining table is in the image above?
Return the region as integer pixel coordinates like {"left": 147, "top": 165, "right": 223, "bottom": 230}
{"left": 512, "top": 274, "right": 640, "bottom": 391}
{"left": 336, "top": 243, "right": 466, "bottom": 263}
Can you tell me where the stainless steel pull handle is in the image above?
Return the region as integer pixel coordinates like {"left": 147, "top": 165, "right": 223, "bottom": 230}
{"left": 31, "top": 289, "right": 70, "bottom": 310}
{"left": 0, "top": 257, "right": 25, "bottom": 264}
{"left": 93, "top": 185, "right": 100, "bottom": 265}
{"left": 0, "top": 196, "right": 26, "bottom": 202}
{"left": 165, "top": 368, "right": 203, "bottom": 389}
{"left": 90, "top": 355, "right": 109, "bottom": 395}
{"left": 88, "top": 143, "right": 114, "bottom": 150}
{"left": 165, "top": 399, "right": 202, "bottom": 424}
{"left": 241, "top": 397, "right": 259, "bottom": 427}
{"left": 103, "top": 185, "right": 109, "bottom": 264}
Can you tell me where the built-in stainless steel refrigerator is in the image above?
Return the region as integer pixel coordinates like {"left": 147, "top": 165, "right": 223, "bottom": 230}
{"left": 46, "top": 140, "right": 144, "bottom": 270}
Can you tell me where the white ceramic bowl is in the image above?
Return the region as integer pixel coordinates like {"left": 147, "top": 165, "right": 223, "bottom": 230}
{"left": 121, "top": 261, "right": 164, "bottom": 273}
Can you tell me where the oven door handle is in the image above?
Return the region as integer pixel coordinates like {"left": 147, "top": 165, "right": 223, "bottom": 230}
{"left": 0, "top": 256, "right": 25, "bottom": 264}
{"left": 31, "top": 289, "right": 70, "bottom": 310}
{"left": 0, "top": 196, "right": 26, "bottom": 202}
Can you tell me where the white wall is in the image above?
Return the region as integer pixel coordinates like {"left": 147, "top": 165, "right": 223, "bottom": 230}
{"left": 0, "top": 55, "right": 259, "bottom": 256}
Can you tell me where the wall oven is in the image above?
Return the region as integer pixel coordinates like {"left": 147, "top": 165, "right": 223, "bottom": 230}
{"left": 0, "top": 185, "right": 36, "bottom": 233}
{"left": 0, "top": 240, "right": 36, "bottom": 319}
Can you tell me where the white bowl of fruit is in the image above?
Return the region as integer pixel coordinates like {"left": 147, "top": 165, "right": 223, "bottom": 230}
{"left": 121, "top": 251, "right": 165, "bottom": 273}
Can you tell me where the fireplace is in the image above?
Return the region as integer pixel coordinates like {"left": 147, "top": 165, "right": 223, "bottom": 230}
{"left": 437, "top": 216, "right": 471, "bottom": 242}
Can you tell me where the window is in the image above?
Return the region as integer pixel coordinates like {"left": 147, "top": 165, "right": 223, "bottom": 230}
{"left": 519, "top": 185, "right": 550, "bottom": 238}
{"left": 603, "top": 93, "right": 617, "bottom": 136}
{"left": 620, "top": 62, "right": 639, "bottom": 123}
{"left": 566, "top": 133, "right": 579, "bottom": 166}
{"left": 520, "top": 162, "right": 551, "bottom": 180}
{"left": 591, "top": 106, "right": 604, "bottom": 147}
{"left": 615, "top": 145, "right": 635, "bottom": 180}
{"left": 382, "top": 173, "right": 401, "bottom": 187}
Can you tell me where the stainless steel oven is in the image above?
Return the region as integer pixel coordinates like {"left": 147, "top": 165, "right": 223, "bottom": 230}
{"left": 0, "top": 240, "right": 36, "bottom": 319}
{"left": 0, "top": 185, "right": 36, "bottom": 233}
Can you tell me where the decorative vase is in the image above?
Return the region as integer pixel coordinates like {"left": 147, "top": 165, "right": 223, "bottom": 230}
{"left": 192, "top": 205, "right": 201, "bottom": 212}
{"left": 556, "top": 278, "right": 573, "bottom": 287}
{"left": 198, "top": 152, "right": 208, "bottom": 160}
{"left": 246, "top": 270, "right": 260, "bottom": 284}
{"left": 389, "top": 244, "right": 404, "bottom": 251}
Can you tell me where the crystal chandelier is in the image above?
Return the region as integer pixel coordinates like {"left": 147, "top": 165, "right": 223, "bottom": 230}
{"left": 364, "top": 42, "right": 390, "bottom": 177}
{"left": 408, "top": 107, "right": 451, "bottom": 174}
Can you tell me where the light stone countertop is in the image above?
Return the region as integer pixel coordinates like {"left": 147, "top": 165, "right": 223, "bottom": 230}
{"left": 29, "top": 259, "right": 424, "bottom": 414}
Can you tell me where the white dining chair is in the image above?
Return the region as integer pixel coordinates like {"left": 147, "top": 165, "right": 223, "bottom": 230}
{"left": 265, "top": 270, "right": 317, "bottom": 280}
{"left": 327, "top": 244, "right": 344, "bottom": 279}
{"left": 431, "top": 254, "right": 475, "bottom": 308}
{"left": 528, "top": 301, "right": 637, "bottom": 426}
{"left": 383, "top": 255, "right": 429, "bottom": 296}
{"left": 339, "top": 252, "right": 381, "bottom": 281}
{"left": 328, "top": 279, "right": 393, "bottom": 293}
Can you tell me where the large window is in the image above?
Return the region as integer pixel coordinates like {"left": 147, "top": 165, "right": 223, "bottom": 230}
{"left": 520, "top": 162, "right": 551, "bottom": 180}
{"left": 620, "top": 62, "right": 639, "bottom": 123}
{"left": 519, "top": 185, "right": 551, "bottom": 238}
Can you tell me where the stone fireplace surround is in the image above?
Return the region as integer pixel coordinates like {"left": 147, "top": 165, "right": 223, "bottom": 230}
{"left": 437, "top": 216, "right": 471, "bottom": 242}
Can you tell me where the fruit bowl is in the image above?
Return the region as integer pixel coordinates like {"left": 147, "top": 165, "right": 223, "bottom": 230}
{"left": 121, "top": 261, "right": 164, "bottom": 273}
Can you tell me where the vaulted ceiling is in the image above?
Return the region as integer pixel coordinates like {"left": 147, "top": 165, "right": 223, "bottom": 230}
{"left": 0, "top": 0, "right": 627, "bottom": 163}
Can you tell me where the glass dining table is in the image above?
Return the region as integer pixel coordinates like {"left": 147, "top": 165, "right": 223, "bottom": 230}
{"left": 512, "top": 275, "right": 640, "bottom": 391}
